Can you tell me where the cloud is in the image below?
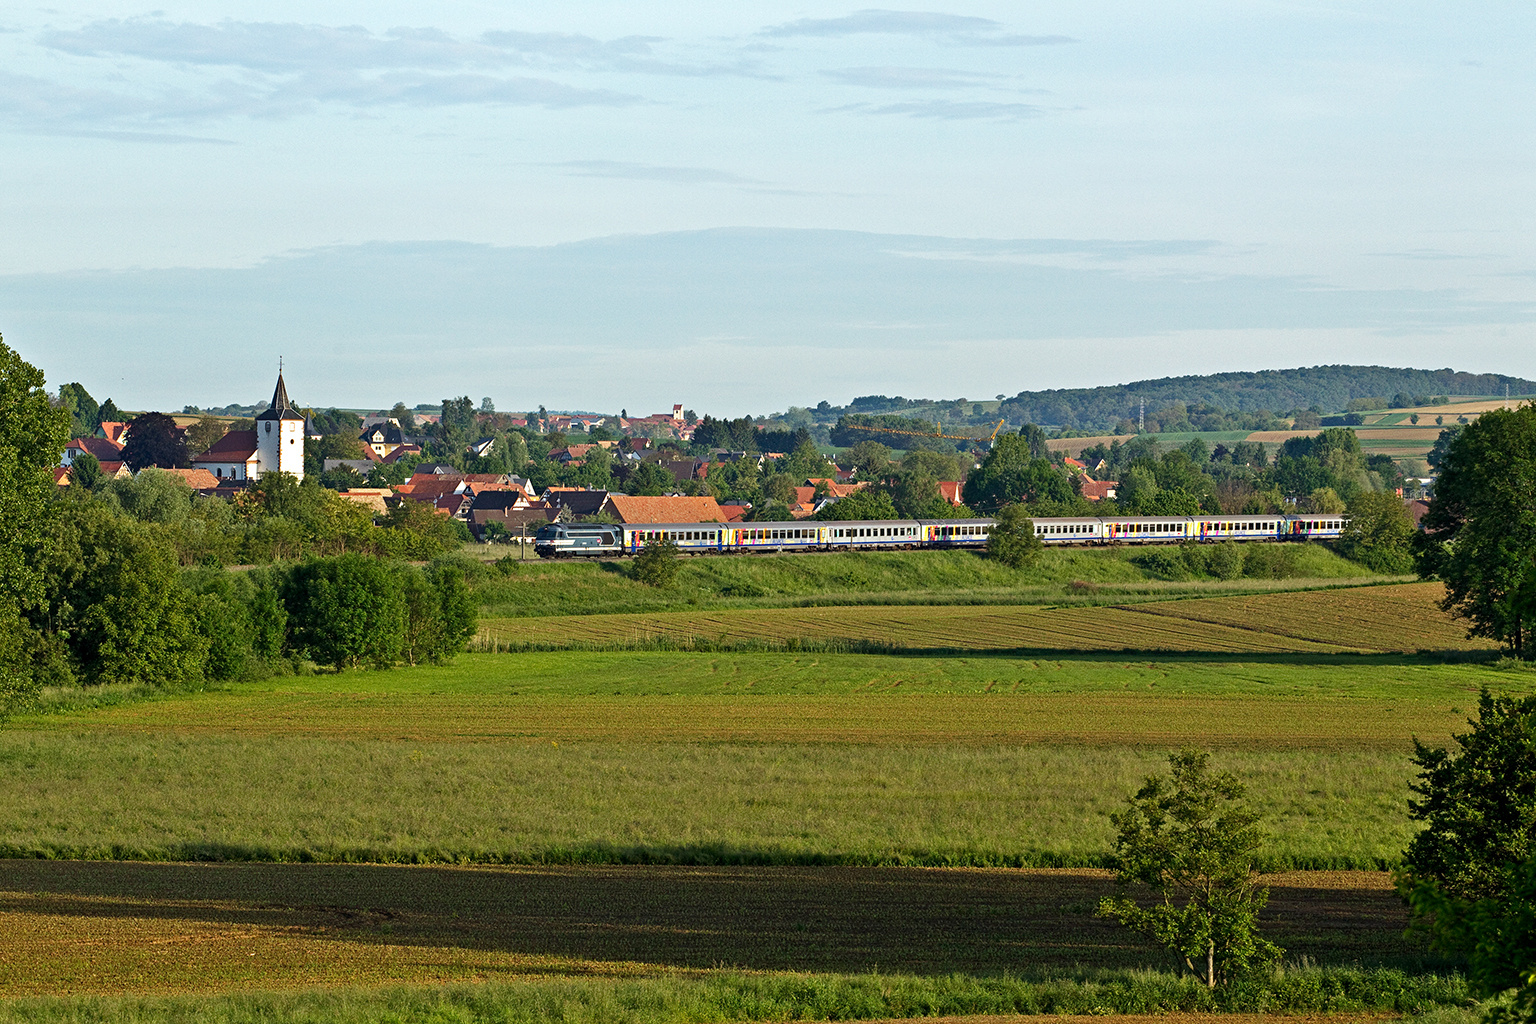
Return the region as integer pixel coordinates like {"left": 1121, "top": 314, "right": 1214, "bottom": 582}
{"left": 294, "top": 72, "right": 637, "bottom": 110}
{"left": 820, "top": 66, "right": 1005, "bottom": 89}
{"left": 42, "top": 19, "right": 509, "bottom": 72}
{"left": 547, "top": 160, "right": 761, "bottom": 184}
{"left": 760, "top": 9, "right": 1074, "bottom": 47}
{"left": 828, "top": 99, "right": 1048, "bottom": 120}
{"left": 8, "top": 230, "right": 1531, "bottom": 412}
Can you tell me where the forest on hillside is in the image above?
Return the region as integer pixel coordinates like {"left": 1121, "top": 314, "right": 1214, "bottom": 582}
{"left": 993, "top": 365, "right": 1535, "bottom": 433}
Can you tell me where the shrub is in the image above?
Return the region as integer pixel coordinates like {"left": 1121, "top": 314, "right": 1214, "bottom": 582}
{"left": 283, "top": 554, "right": 406, "bottom": 670}
{"left": 631, "top": 538, "right": 681, "bottom": 588}
{"left": 987, "top": 504, "right": 1043, "bottom": 569}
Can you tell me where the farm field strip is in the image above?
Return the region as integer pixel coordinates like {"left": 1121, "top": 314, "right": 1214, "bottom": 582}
{"left": 16, "top": 691, "right": 1471, "bottom": 747}
{"left": 478, "top": 583, "right": 1487, "bottom": 655}
{"left": 0, "top": 861, "right": 1416, "bottom": 998}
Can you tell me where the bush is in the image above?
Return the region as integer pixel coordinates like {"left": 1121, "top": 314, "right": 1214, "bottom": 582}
{"left": 987, "top": 504, "right": 1043, "bottom": 569}
{"left": 631, "top": 539, "right": 681, "bottom": 588}
{"left": 1208, "top": 541, "right": 1245, "bottom": 581}
{"left": 283, "top": 554, "right": 407, "bottom": 670}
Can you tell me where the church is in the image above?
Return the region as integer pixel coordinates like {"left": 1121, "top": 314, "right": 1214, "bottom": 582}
{"left": 192, "top": 371, "right": 307, "bottom": 482}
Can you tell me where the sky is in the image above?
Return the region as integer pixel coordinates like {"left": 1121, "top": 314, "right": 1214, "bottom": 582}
{"left": 2, "top": 2, "right": 1533, "bottom": 415}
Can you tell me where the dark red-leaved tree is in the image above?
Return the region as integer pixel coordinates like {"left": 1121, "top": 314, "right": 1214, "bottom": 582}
{"left": 121, "top": 411, "right": 188, "bottom": 471}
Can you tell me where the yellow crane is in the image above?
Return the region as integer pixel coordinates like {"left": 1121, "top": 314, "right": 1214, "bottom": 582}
{"left": 850, "top": 419, "right": 1007, "bottom": 447}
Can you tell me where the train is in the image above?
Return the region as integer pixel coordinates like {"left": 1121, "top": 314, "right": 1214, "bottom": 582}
{"left": 532, "top": 513, "right": 1349, "bottom": 558}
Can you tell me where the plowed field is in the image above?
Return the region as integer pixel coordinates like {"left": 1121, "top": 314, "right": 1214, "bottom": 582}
{"left": 0, "top": 861, "right": 1412, "bottom": 997}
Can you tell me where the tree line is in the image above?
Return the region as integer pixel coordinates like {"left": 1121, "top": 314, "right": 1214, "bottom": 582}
{"left": 1, "top": 339, "right": 476, "bottom": 717}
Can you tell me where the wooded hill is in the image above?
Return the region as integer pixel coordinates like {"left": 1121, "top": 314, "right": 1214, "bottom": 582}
{"left": 996, "top": 365, "right": 1536, "bottom": 433}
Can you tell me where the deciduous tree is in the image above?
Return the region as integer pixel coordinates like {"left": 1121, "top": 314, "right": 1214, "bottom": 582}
{"left": 985, "top": 504, "right": 1042, "bottom": 569}
{"left": 1416, "top": 405, "right": 1536, "bottom": 653}
{"left": 121, "top": 411, "right": 187, "bottom": 470}
{"left": 1098, "top": 749, "right": 1281, "bottom": 988}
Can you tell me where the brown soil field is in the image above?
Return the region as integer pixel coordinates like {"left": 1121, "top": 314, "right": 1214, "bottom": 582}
{"left": 0, "top": 862, "right": 1414, "bottom": 998}
{"left": 29, "top": 691, "right": 1468, "bottom": 748}
{"left": 1350, "top": 428, "right": 1446, "bottom": 441}
{"left": 481, "top": 583, "right": 1488, "bottom": 656}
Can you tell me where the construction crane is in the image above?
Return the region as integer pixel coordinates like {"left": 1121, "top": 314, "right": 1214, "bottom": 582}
{"left": 849, "top": 419, "right": 1008, "bottom": 448}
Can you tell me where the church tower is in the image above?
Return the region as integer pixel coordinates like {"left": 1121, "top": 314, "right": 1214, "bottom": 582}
{"left": 254, "top": 368, "right": 306, "bottom": 480}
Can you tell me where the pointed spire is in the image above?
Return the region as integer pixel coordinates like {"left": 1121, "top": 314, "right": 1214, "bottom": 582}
{"left": 271, "top": 368, "right": 292, "bottom": 412}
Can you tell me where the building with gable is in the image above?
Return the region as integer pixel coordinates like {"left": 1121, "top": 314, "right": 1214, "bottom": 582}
{"left": 191, "top": 370, "right": 306, "bottom": 483}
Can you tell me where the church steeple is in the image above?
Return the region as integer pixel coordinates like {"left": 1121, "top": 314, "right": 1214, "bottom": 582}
{"left": 255, "top": 364, "right": 305, "bottom": 421}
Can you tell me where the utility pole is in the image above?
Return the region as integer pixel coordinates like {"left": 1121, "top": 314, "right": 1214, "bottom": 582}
{"left": 1139, "top": 398, "right": 1145, "bottom": 432}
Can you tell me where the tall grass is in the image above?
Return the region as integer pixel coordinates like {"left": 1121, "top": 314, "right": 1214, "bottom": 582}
{"left": 0, "top": 736, "right": 1421, "bottom": 868}
{"left": 0, "top": 967, "right": 1473, "bottom": 1023}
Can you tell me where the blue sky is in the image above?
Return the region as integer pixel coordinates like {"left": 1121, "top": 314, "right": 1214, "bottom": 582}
{"left": 2, "top": 2, "right": 1533, "bottom": 414}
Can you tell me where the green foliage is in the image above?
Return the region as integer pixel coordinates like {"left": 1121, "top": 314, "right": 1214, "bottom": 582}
{"left": 1098, "top": 749, "right": 1282, "bottom": 988}
{"left": 56, "top": 381, "right": 99, "bottom": 437}
{"left": 1418, "top": 406, "right": 1536, "bottom": 653}
{"left": 986, "top": 504, "right": 1042, "bottom": 569}
{"left": 42, "top": 502, "right": 208, "bottom": 687}
{"left": 0, "top": 336, "right": 71, "bottom": 615}
{"left": 814, "top": 489, "right": 900, "bottom": 521}
{"left": 1403, "top": 690, "right": 1536, "bottom": 908}
{"left": 631, "top": 538, "right": 682, "bottom": 588}
{"left": 963, "top": 435, "right": 1075, "bottom": 512}
{"left": 284, "top": 554, "right": 407, "bottom": 670}
{"left": 68, "top": 451, "right": 102, "bottom": 490}
{"left": 401, "top": 560, "right": 479, "bottom": 665}
{"left": 1340, "top": 491, "right": 1415, "bottom": 573}
{"left": 1404, "top": 852, "right": 1536, "bottom": 998}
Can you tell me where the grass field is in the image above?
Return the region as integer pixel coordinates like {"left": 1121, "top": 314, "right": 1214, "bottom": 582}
{"left": 7, "top": 649, "right": 1534, "bottom": 867}
{"left": 466, "top": 547, "right": 1381, "bottom": 619}
{"left": 476, "top": 582, "right": 1489, "bottom": 654}
{"left": 3, "top": 574, "right": 1516, "bottom": 1016}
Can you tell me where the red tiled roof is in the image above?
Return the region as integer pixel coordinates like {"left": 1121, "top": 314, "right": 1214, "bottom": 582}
{"left": 52, "top": 467, "right": 71, "bottom": 486}
{"left": 601, "top": 495, "right": 724, "bottom": 524}
{"left": 382, "top": 443, "right": 422, "bottom": 464}
{"left": 148, "top": 467, "right": 221, "bottom": 490}
{"left": 192, "top": 430, "right": 259, "bottom": 462}
{"left": 938, "top": 481, "right": 964, "bottom": 505}
{"left": 67, "top": 436, "right": 124, "bottom": 460}
{"left": 98, "top": 422, "right": 129, "bottom": 444}
{"left": 1079, "top": 478, "right": 1118, "bottom": 501}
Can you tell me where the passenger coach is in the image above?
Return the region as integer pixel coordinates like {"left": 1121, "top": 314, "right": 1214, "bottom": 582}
{"left": 535, "top": 514, "right": 1347, "bottom": 557}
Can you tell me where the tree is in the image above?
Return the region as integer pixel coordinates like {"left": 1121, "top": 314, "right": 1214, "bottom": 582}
{"left": 284, "top": 554, "right": 406, "bottom": 669}
{"left": 845, "top": 440, "right": 891, "bottom": 477}
{"left": 41, "top": 502, "right": 209, "bottom": 686}
{"left": 630, "top": 537, "right": 680, "bottom": 587}
{"left": 184, "top": 416, "right": 226, "bottom": 458}
{"left": 986, "top": 504, "right": 1043, "bottom": 569}
{"left": 70, "top": 452, "right": 103, "bottom": 491}
{"left": 963, "top": 435, "right": 1074, "bottom": 512}
{"left": 1399, "top": 691, "right": 1536, "bottom": 1001}
{"left": 1416, "top": 406, "right": 1536, "bottom": 653}
{"left": 96, "top": 397, "right": 122, "bottom": 426}
{"left": 814, "top": 488, "right": 899, "bottom": 521}
{"left": 0, "top": 337, "right": 71, "bottom": 617}
{"left": 1338, "top": 491, "right": 1414, "bottom": 573}
{"left": 1403, "top": 690, "right": 1536, "bottom": 906}
{"left": 1098, "top": 749, "right": 1282, "bottom": 988}
{"left": 121, "top": 411, "right": 187, "bottom": 470}
{"left": 57, "top": 382, "right": 99, "bottom": 438}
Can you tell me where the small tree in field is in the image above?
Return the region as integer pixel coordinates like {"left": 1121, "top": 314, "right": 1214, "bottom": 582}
{"left": 986, "top": 503, "right": 1043, "bottom": 569}
{"left": 1099, "top": 749, "right": 1282, "bottom": 988}
{"left": 631, "top": 537, "right": 681, "bottom": 587}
